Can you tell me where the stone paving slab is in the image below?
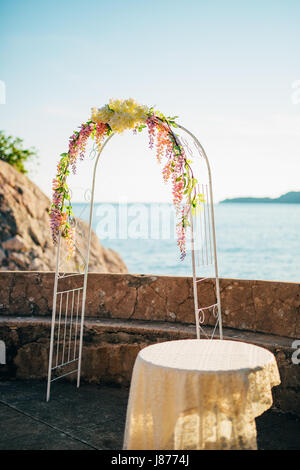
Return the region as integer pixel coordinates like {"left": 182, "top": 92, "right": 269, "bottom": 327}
{"left": 0, "top": 380, "right": 128, "bottom": 450}
{"left": 0, "top": 403, "right": 92, "bottom": 450}
{"left": 0, "top": 380, "right": 299, "bottom": 450}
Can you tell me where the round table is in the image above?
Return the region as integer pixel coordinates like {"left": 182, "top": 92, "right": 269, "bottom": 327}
{"left": 123, "top": 339, "right": 280, "bottom": 450}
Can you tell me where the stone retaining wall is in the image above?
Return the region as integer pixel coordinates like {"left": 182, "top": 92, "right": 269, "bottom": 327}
{"left": 0, "top": 316, "right": 299, "bottom": 416}
{"left": 0, "top": 272, "right": 299, "bottom": 337}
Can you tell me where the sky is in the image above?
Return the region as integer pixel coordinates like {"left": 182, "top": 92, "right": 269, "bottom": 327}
{"left": 0, "top": 0, "right": 299, "bottom": 203}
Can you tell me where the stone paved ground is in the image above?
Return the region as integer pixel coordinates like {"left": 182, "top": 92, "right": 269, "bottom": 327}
{"left": 0, "top": 380, "right": 299, "bottom": 450}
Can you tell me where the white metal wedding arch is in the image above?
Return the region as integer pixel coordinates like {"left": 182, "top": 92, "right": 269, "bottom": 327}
{"left": 46, "top": 122, "right": 223, "bottom": 401}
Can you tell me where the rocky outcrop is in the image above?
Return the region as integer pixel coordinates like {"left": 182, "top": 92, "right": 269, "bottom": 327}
{"left": 0, "top": 160, "right": 127, "bottom": 273}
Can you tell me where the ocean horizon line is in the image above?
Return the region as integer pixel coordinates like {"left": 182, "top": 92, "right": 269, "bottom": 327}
{"left": 71, "top": 200, "right": 299, "bottom": 205}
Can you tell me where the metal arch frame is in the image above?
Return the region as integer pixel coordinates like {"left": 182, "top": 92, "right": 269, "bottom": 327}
{"left": 46, "top": 126, "right": 222, "bottom": 401}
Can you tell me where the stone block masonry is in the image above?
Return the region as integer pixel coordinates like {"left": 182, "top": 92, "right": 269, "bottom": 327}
{"left": 0, "top": 272, "right": 299, "bottom": 338}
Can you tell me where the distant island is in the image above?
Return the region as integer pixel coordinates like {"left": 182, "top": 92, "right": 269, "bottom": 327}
{"left": 220, "top": 191, "right": 300, "bottom": 204}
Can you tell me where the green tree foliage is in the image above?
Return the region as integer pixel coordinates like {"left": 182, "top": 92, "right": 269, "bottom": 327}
{"left": 0, "top": 131, "right": 38, "bottom": 174}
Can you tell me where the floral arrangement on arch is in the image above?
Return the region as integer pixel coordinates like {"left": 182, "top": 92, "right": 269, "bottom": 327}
{"left": 49, "top": 98, "right": 204, "bottom": 260}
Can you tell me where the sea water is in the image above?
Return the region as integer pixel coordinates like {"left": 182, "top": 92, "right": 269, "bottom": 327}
{"left": 72, "top": 202, "right": 300, "bottom": 282}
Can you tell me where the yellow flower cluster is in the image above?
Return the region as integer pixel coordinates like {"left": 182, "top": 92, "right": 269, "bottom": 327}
{"left": 91, "top": 98, "right": 149, "bottom": 133}
{"left": 91, "top": 105, "right": 113, "bottom": 124}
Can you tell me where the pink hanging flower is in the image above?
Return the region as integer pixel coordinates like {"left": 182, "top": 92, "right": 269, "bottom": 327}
{"left": 146, "top": 115, "right": 156, "bottom": 149}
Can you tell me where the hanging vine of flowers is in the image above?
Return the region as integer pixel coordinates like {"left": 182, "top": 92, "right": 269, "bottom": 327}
{"left": 49, "top": 98, "right": 204, "bottom": 260}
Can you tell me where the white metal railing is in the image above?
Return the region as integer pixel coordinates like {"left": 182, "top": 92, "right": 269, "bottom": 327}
{"left": 46, "top": 271, "right": 84, "bottom": 401}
